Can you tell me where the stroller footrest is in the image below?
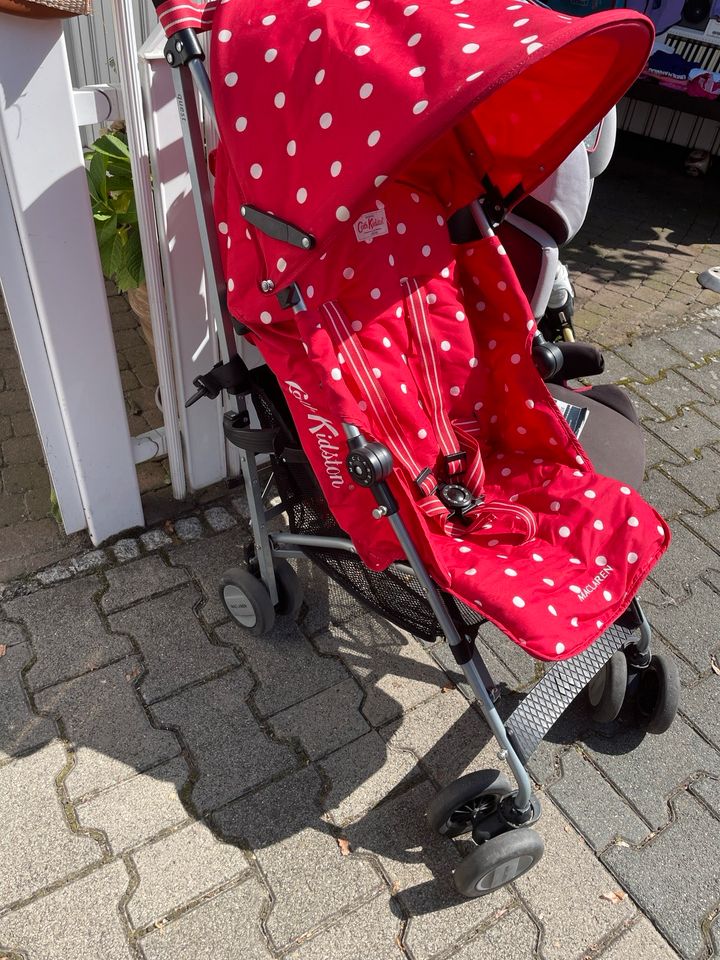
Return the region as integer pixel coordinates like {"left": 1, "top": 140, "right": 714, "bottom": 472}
{"left": 505, "top": 621, "right": 634, "bottom": 763}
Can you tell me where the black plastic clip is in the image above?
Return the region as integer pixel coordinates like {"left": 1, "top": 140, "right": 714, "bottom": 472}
{"left": 241, "top": 204, "right": 315, "bottom": 251}
{"left": 184, "top": 355, "right": 250, "bottom": 408}
{"left": 163, "top": 29, "right": 205, "bottom": 68}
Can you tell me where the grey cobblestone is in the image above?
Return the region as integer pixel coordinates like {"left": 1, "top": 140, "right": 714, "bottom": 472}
{"left": 5, "top": 576, "right": 133, "bottom": 691}
{"left": 515, "top": 795, "right": 635, "bottom": 960}
{"left": 0, "top": 742, "right": 101, "bottom": 907}
{"left": 681, "top": 674, "right": 720, "bottom": 747}
{"left": 649, "top": 519, "right": 719, "bottom": 598}
{"left": 679, "top": 357, "right": 720, "bottom": 401}
{"left": 633, "top": 370, "right": 717, "bottom": 419}
{"left": 76, "top": 756, "right": 191, "bottom": 853}
{"left": 549, "top": 747, "right": 650, "bottom": 852}
{"left": 603, "top": 791, "right": 720, "bottom": 958}
{"left": 0, "top": 862, "right": 131, "bottom": 960}
{"left": 34, "top": 659, "right": 180, "bottom": 799}
{"left": 112, "top": 538, "right": 141, "bottom": 563}
{"left": 214, "top": 619, "right": 348, "bottom": 717}
{"left": 0, "top": 619, "right": 24, "bottom": 647}
{"left": 151, "top": 670, "right": 295, "bottom": 812}
{"left": 451, "top": 909, "right": 538, "bottom": 960}
{"left": 168, "top": 530, "right": 245, "bottom": 625}
{"left": 108, "top": 585, "right": 235, "bottom": 703}
{"left": 616, "top": 339, "right": 687, "bottom": 378}
{"left": 642, "top": 468, "right": 705, "bottom": 519}
{"left": 646, "top": 407, "right": 720, "bottom": 461}
{"left": 174, "top": 517, "right": 204, "bottom": 541}
{"left": 690, "top": 776, "right": 720, "bottom": 816}
{"left": 380, "top": 689, "right": 498, "bottom": 786}
{"left": 140, "top": 529, "right": 173, "bottom": 551}
{"left": 581, "top": 717, "right": 719, "bottom": 830}
{"left": 0, "top": 642, "right": 55, "bottom": 761}
{"left": 70, "top": 549, "right": 107, "bottom": 573}
{"left": 661, "top": 323, "right": 720, "bottom": 362}
{"left": 140, "top": 876, "right": 271, "bottom": 960}
{"left": 127, "top": 820, "right": 249, "bottom": 928}
{"left": 597, "top": 917, "right": 681, "bottom": 959}
{"left": 101, "top": 555, "right": 188, "bottom": 613}
{"left": 665, "top": 449, "right": 720, "bottom": 508}
{"left": 289, "top": 894, "right": 402, "bottom": 960}
{"left": 35, "top": 563, "right": 72, "bottom": 585}
{"left": 213, "top": 766, "right": 381, "bottom": 949}
{"left": 315, "top": 621, "right": 448, "bottom": 727}
{"left": 642, "top": 581, "right": 720, "bottom": 673}
{"left": 268, "top": 678, "right": 369, "bottom": 760}
{"left": 319, "top": 730, "right": 419, "bottom": 826}
{"left": 204, "top": 506, "right": 237, "bottom": 532}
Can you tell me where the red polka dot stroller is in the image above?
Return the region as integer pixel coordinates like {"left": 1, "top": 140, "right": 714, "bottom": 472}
{"left": 153, "top": 0, "right": 678, "bottom": 894}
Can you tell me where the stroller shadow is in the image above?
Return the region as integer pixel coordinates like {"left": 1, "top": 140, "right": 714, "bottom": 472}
{"left": 1, "top": 558, "right": 648, "bottom": 935}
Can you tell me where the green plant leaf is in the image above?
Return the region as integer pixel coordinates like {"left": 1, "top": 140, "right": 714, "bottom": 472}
{"left": 98, "top": 232, "right": 121, "bottom": 280}
{"left": 91, "top": 132, "right": 131, "bottom": 163}
{"left": 96, "top": 214, "right": 118, "bottom": 247}
{"left": 124, "top": 229, "right": 145, "bottom": 289}
{"left": 87, "top": 150, "right": 108, "bottom": 203}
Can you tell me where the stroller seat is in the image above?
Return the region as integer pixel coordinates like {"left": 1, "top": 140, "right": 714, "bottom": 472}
{"left": 220, "top": 175, "right": 666, "bottom": 662}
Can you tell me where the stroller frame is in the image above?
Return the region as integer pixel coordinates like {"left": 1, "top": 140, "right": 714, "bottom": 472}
{"left": 161, "top": 21, "right": 660, "bottom": 894}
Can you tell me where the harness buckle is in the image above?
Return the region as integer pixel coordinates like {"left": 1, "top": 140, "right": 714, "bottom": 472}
{"left": 437, "top": 482, "right": 484, "bottom": 523}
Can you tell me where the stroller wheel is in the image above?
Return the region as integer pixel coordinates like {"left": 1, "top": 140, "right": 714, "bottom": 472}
{"left": 454, "top": 828, "right": 544, "bottom": 897}
{"left": 219, "top": 567, "right": 276, "bottom": 636}
{"left": 273, "top": 559, "right": 305, "bottom": 619}
{"left": 427, "top": 770, "right": 513, "bottom": 839}
{"left": 587, "top": 650, "right": 627, "bottom": 723}
{"left": 635, "top": 653, "right": 680, "bottom": 735}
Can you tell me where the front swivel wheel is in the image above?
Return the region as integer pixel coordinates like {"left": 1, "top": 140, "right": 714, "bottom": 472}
{"left": 427, "top": 770, "right": 513, "bottom": 839}
{"left": 636, "top": 653, "right": 680, "bottom": 735}
{"left": 454, "top": 828, "right": 544, "bottom": 897}
{"left": 219, "top": 567, "right": 276, "bottom": 636}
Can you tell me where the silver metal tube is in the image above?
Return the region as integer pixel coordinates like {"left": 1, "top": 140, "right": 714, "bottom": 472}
{"left": 188, "top": 58, "right": 217, "bottom": 131}
{"left": 386, "top": 510, "right": 532, "bottom": 811}
{"left": 470, "top": 199, "right": 495, "bottom": 239}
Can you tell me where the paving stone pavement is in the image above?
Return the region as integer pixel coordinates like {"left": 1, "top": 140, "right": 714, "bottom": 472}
{"left": 3, "top": 316, "right": 720, "bottom": 955}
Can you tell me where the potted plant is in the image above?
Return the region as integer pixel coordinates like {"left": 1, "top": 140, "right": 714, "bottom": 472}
{"left": 85, "top": 129, "right": 154, "bottom": 358}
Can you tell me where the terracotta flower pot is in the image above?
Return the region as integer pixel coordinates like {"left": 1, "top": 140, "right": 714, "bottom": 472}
{"left": 127, "top": 283, "right": 156, "bottom": 363}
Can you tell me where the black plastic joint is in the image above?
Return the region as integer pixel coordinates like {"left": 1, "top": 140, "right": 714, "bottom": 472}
{"left": 277, "top": 283, "right": 303, "bottom": 311}
{"left": 163, "top": 29, "right": 205, "bottom": 68}
{"left": 449, "top": 635, "right": 475, "bottom": 666}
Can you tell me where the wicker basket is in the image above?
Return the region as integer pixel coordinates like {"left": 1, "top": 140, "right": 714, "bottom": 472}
{"left": 0, "top": 0, "right": 91, "bottom": 18}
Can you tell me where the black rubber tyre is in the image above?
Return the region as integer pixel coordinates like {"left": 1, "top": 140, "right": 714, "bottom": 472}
{"left": 587, "top": 650, "right": 628, "bottom": 723}
{"left": 273, "top": 559, "right": 304, "bottom": 619}
{"left": 219, "top": 567, "right": 276, "bottom": 636}
{"left": 454, "top": 828, "right": 544, "bottom": 897}
{"left": 636, "top": 653, "right": 680, "bottom": 735}
{"left": 427, "top": 770, "right": 513, "bottom": 839}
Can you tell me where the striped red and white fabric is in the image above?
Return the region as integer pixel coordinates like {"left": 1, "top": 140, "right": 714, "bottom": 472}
{"left": 155, "top": 0, "right": 215, "bottom": 36}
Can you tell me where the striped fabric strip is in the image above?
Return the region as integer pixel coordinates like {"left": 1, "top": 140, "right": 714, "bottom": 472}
{"left": 156, "top": 0, "right": 217, "bottom": 35}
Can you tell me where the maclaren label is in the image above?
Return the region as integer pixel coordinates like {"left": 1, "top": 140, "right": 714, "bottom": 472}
{"left": 284, "top": 381, "right": 344, "bottom": 488}
{"left": 353, "top": 208, "right": 389, "bottom": 243}
{"left": 577, "top": 565, "right": 613, "bottom": 602}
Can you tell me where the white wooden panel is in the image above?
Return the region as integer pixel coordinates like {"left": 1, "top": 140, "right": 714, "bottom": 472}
{"left": 0, "top": 14, "right": 143, "bottom": 542}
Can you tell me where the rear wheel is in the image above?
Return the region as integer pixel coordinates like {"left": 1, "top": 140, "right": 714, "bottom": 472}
{"left": 219, "top": 568, "right": 276, "bottom": 637}
{"left": 587, "top": 651, "right": 628, "bottom": 723}
{"left": 636, "top": 653, "right": 680, "bottom": 735}
{"left": 273, "top": 559, "right": 304, "bottom": 619}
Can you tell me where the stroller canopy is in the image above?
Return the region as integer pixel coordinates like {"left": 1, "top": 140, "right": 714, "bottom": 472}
{"left": 203, "top": 0, "right": 653, "bottom": 295}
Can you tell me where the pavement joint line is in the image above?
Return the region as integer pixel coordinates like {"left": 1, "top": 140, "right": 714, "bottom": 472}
{"left": 118, "top": 851, "right": 145, "bottom": 958}
{"left": 128, "top": 869, "right": 255, "bottom": 941}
